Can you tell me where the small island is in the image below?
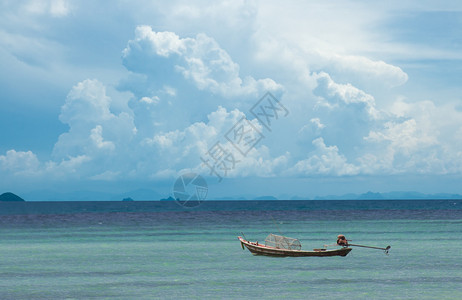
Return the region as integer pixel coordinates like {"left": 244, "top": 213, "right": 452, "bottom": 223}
{"left": 0, "top": 192, "right": 25, "bottom": 202}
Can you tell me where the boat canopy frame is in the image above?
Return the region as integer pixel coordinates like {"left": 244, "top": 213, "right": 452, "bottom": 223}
{"left": 265, "top": 233, "right": 302, "bottom": 250}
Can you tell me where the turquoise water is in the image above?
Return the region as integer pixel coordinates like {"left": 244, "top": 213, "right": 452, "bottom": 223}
{"left": 1, "top": 200, "right": 461, "bottom": 299}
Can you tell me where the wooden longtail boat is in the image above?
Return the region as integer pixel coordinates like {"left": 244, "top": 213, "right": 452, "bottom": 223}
{"left": 238, "top": 235, "right": 352, "bottom": 257}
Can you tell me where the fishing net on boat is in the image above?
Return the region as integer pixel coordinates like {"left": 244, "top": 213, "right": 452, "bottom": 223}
{"left": 265, "top": 234, "right": 302, "bottom": 250}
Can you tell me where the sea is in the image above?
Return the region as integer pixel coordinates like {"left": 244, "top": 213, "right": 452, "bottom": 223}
{"left": 1, "top": 200, "right": 461, "bottom": 299}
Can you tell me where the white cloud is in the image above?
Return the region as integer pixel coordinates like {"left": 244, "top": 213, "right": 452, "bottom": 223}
{"left": 253, "top": 1, "right": 410, "bottom": 85}
{"left": 22, "top": 0, "right": 70, "bottom": 17}
{"left": 0, "top": 149, "right": 91, "bottom": 179}
{"left": 143, "top": 106, "right": 246, "bottom": 168}
{"left": 161, "top": 86, "right": 176, "bottom": 97}
{"left": 44, "top": 155, "right": 91, "bottom": 178}
{"left": 314, "top": 72, "right": 380, "bottom": 119}
{"left": 229, "top": 146, "right": 290, "bottom": 178}
{"left": 290, "top": 137, "right": 359, "bottom": 176}
{"left": 30, "top": 26, "right": 459, "bottom": 182}
{"left": 140, "top": 96, "right": 160, "bottom": 105}
{"left": 256, "top": 1, "right": 462, "bottom": 66}
{"left": 90, "top": 125, "right": 115, "bottom": 151}
{"left": 123, "top": 29, "right": 185, "bottom": 58}
{"left": 326, "top": 54, "right": 408, "bottom": 88}
{"left": 361, "top": 98, "right": 462, "bottom": 175}
{"left": 0, "top": 29, "right": 65, "bottom": 68}
{"left": 297, "top": 118, "right": 325, "bottom": 141}
{"left": 367, "top": 119, "right": 435, "bottom": 154}
{"left": 0, "top": 150, "right": 40, "bottom": 176}
{"left": 310, "top": 118, "right": 325, "bottom": 130}
{"left": 60, "top": 79, "right": 113, "bottom": 126}
{"left": 288, "top": 69, "right": 462, "bottom": 177}
{"left": 363, "top": 118, "right": 444, "bottom": 174}
{"left": 122, "top": 26, "right": 283, "bottom": 98}
{"left": 140, "top": 105, "right": 292, "bottom": 179}
{"left": 49, "top": 0, "right": 70, "bottom": 17}
{"left": 52, "top": 79, "right": 137, "bottom": 181}
{"left": 0, "top": 79, "right": 135, "bottom": 181}
{"left": 56, "top": 80, "right": 135, "bottom": 148}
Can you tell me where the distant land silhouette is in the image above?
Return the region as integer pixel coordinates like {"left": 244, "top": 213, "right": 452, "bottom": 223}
{"left": 253, "top": 196, "right": 278, "bottom": 200}
{"left": 0, "top": 192, "right": 25, "bottom": 202}
{"left": 310, "top": 191, "right": 462, "bottom": 201}
{"left": 14, "top": 189, "right": 462, "bottom": 201}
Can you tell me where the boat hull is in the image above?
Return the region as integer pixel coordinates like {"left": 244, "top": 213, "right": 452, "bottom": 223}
{"left": 238, "top": 236, "right": 351, "bottom": 257}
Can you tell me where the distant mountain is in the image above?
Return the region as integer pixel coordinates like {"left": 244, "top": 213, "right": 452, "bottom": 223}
{"left": 210, "top": 196, "right": 248, "bottom": 200}
{"left": 290, "top": 196, "right": 309, "bottom": 200}
{"left": 253, "top": 196, "right": 278, "bottom": 200}
{"left": 381, "top": 191, "right": 427, "bottom": 199}
{"left": 381, "top": 191, "right": 462, "bottom": 200}
{"left": 358, "top": 191, "right": 384, "bottom": 200}
{"left": 22, "top": 190, "right": 116, "bottom": 201}
{"left": 21, "top": 188, "right": 164, "bottom": 201}
{"left": 295, "top": 191, "right": 462, "bottom": 200}
{"left": 0, "top": 192, "right": 25, "bottom": 202}
{"left": 14, "top": 189, "right": 462, "bottom": 202}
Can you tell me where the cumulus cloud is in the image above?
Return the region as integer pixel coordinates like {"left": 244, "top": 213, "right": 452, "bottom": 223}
{"left": 363, "top": 118, "right": 445, "bottom": 174}
{"left": 90, "top": 125, "right": 115, "bottom": 151}
{"left": 291, "top": 71, "right": 385, "bottom": 162}
{"left": 135, "top": 104, "right": 291, "bottom": 179}
{"left": 51, "top": 79, "right": 137, "bottom": 180}
{"left": 1, "top": 4, "right": 462, "bottom": 192}
{"left": 223, "top": 145, "right": 290, "bottom": 178}
{"left": 360, "top": 98, "right": 462, "bottom": 175}
{"left": 297, "top": 118, "right": 325, "bottom": 142}
{"left": 59, "top": 79, "right": 114, "bottom": 126}
{"left": 0, "top": 79, "right": 136, "bottom": 181}
{"left": 316, "top": 54, "right": 409, "bottom": 90}
{"left": 2, "top": 42, "right": 452, "bottom": 183}
{"left": 44, "top": 155, "right": 91, "bottom": 179}
{"left": 0, "top": 150, "right": 40, "bottom": 176}
{"left": 0, "top": 77, "right": 136, "bottom": 182}
{"left": 3, "top": 75, "right": 288, "bottom": 182}
{"left": 314, "top": 72, "right": 380, "bottom": 119}
{"left": 55, "top": 80, "right": 136, "bottom": 154}
{"left": 0, "top": 149, "right": 91, "bottom": 180}
{"left": 290, "top": 71, "right": 462, "bottom": 177}
{"left": 122, "top": 25, "right": 283, "bottom": 98}
{"left": 143, "top": 106, "right": 253, "bottom": 169}
{"left": 290, "top": 137, "right": 359, "bottom": 176}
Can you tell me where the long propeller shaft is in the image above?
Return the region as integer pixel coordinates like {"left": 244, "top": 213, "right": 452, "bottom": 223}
{"left": 348, "top": 243, "right": 391, "bottom": 252}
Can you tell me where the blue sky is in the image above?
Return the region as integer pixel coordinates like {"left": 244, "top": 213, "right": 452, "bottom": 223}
{"left": 1, "top": 0, "right": 462, "bottom": 199}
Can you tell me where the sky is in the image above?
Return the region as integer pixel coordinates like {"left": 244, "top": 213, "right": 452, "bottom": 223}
{"left": 1, "top": 0, "right": 462, "bottom": 200}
